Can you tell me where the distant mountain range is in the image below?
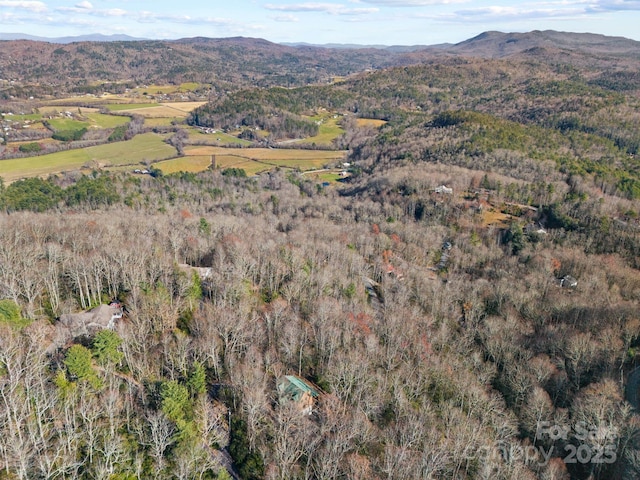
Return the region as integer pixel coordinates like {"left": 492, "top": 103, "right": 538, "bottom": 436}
{"left": 1, "top": 30, "right": 638, "bottom": 91}
{"left": 0, "top": 33, "right": 147, "bottom": 43}
{"left": 2, "top": 29, "right": 637, "bottom": 54}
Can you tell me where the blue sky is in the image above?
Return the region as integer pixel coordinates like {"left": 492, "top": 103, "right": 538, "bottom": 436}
{"left": 1, "top": 0, "right": 640, "bottom": 45}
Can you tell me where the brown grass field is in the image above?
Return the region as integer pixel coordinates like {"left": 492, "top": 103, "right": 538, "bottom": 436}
{"left": 157, "top": 146, "right": 347, "bottom": 176}
{"left": 114, "top": 102, "right": 206, "bottom": 118}
{"left": 356, "top": 118, "right": 387, "bottom": 128}
{"left": 185, "top": 146, "right": 345, "bottom": 163}
{"left": 155, "top": 156, "right": 214, "bottom": 174}
{"left": 162, "top": 102, "right": 207, "bottom": 112}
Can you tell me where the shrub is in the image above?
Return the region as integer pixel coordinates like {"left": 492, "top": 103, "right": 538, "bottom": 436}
{"left": 52, "top": 128, "right": 87, "bottom": 142}
{"left": 18, "top": 142, "right": 42, "bottom": 153}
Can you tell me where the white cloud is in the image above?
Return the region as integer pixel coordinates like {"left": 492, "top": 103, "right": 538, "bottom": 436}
{"left": 0, "top": 0, "right": 46, "bottom": 12}
{"left": 359, "top": 0, "right": 467, "bottom": 4}
{"left": 272, "top": 14, "right": 300, "bottom": 22}
{"left": 57, "top": 5, "right": 127, "bottom": 16}
{"left": 75, "top": 1, "right": 93, "bottom": 9}
{"left": 264, "top": 2, "right": 378, "bottom": 15}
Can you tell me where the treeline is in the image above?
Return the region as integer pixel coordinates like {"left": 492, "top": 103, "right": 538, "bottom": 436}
{"left": 0, "top": 175, "right": 120, "bottom": 212}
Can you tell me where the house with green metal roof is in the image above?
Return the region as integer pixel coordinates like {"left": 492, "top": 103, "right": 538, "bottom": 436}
{"left": 277, "top": 375, "right": 321, "bottom": 415}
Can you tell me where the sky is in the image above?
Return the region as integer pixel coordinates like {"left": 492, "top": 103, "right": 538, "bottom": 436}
{"left": 1, "top": 0, "right": 640, "bottom": 45}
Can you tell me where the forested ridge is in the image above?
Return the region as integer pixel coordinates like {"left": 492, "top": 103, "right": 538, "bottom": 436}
{"left": 1, "top": 31, "right": 640, "bottom": 480}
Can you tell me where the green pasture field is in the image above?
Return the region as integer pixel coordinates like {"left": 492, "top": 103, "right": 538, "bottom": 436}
{"left": 186, "top": 129, "right": 253, "bottom": 146}
{"left": 1, "top": 113, "right": 42, "bottom": 122}
{"left": 131, "top": 83, "right": 202, "bottom": 95}
{"left": 295, "top": 115, "right": 344, "bottom": 146}
{"left": 84, "top": 113, "right": 130, "bottom": 128}
{"left": 38, "top": 106, "right": 100, "bottom": 115}
{"left": 47, "top": 95, "right": 105, "bottom": 104}
{"left": 145, "top": 117, "right": 181, "bottom": 127}
{"left": 179, "top": 82, "right": 201, "bottom": 92}
{"left": 305, "top": 171, "right": 342, "bottom": 183}
{"left": 0, "top": 133, "right": 175, "bottom": 182}
{"left": 135, "top": 85, "right": 177, "bottom": 95}
{"left": 46, "top": 118, "right": 91, "bottom": 131}
{"left": 46, "top": 113, "right": 129, "bottom": 131}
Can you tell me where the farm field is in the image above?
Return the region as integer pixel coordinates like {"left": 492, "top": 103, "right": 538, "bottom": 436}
{"left": 186, "top": 128, "right": 253, "bottom": 146}
{"left": 105, "top": 103, "right": 158, "bottom": 112}
{"left": 1, "top": 113, "right": 41, "bottom": 122}
{"left": 294, "top": 114, "right": 344, "bottom": 146}
{"left": 160, "top": 146, "right": 347, "bottom": 176}
{"left": 186, "top": 146, "right": 345, "bottom": 165}
{"left": 0, "top": 133, "right": 175, "bottom": 182}
{"left": 155, "top": 155, "right": 213, "bottom": 175}
{"left": 84, "top": 113, "right": 131, "bottom": 129}
{"left": 112, "top": 103, "right": 206, "bottom": 118}
{"left": 145, "top": 117, "right": 181, "bottom": 127}
{"left": 356, "top": 118, "right": 387, "bottom": 128}
{"left": 303, "top": 171, "right": 343, "bottom": 183}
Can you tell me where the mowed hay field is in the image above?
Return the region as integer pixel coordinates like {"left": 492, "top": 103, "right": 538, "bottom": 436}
{"left": 113, "top": 102, "right": 207, "bottom": 118}
{"left": 294, "top": 115, "right": 344, "bottom": 146}
{"left": 155, "top": 156, "right": 213, "bottom": 175}
{"left": 181, "top": 146, "right": 346, "bottom": 174}
{"left": 46, "top": 113, "right": 129, "bottom": 131}
{"left": 0, "top": 133, "right": 176, "bottom": 182}
{"left": 356, "top": 118, "right": 387, "bottom": 128}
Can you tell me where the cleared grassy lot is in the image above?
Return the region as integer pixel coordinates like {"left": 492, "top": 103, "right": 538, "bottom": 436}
{"left": 0, "top": 133, "right": 175, "bottom": 182}
{"left": 294, "top": 115, "right": 344, "bottom": 146}
{"left": 304, "top": 171, "right": 343, "bottom": 183}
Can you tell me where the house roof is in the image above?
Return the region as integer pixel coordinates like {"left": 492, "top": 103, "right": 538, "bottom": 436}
{"left": 278, "top": 375, "right": 320, "bottom": 402}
